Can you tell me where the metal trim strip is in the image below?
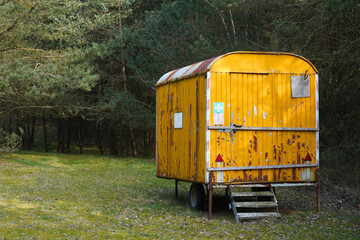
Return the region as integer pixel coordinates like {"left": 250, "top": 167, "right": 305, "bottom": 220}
{"left": 205, "top": 71, "right": 211, "bottom": 183}
{"left": 208, "top": 126, "right": 319, "bottom": 132}
{"left": 212, "top": 183, "right": 317, "bottom": 188}
{"left": 208, "top": 163, "right": 319, "bottom": 171}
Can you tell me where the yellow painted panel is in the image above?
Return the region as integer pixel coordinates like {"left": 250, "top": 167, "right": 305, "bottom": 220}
{"left": 211, "top": 53, "right": 317, "bottom": 75}
{"left": 156, "top": 75, "right": 206, "bottom": 183}
{"left": 209, "top": 72, "right": 317, "bottom": 184}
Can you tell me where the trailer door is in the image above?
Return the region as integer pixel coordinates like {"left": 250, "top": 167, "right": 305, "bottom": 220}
{"left": 209, "top": 72, "right": 318, "bottom": 184}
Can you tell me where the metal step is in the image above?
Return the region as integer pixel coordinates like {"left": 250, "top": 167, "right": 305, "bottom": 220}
{"left": 235, "top": 201, "right": 278, "bottom": 208}
{"left": 232, "top": 191, "right": 274, "bottom": 198}
{"left": 237, "top": 212, "right": 281, "bottom": 220}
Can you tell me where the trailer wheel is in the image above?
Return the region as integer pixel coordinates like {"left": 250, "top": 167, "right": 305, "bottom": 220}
{"left": 189, "top": 183, "right": 205, "bottom": 210}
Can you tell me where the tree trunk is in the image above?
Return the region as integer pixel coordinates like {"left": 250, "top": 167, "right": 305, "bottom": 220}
{"left": 110, "top": 127, "right": 118, "bottom": 156}
{"left": 23, "top": 115, "right": 33, "bottom": 150}
{"left": 129, "top": 125, "right": 137, "bottom": 157}
{"left": 57, "top": 119, "right": 64, "bottom": 153}
{"left": 97, "top": 121, "right": 104, "bottom": 155}
{"left": 30, "top": 116, "right": 35, "bottom": 147}
{"left": 66, "top": 118, "right": 71, "bottom": 153}
{"left": 42, "top": 113, "right": 48, "bottom": 152}
{"left": 8, "top": 112, "right": 12, "bottom": 133}
{"left": 118, "top": 0, "right": 127, "bottom": 91}
{"left": 77, "top": 117, "right": 83, "bottom": 155}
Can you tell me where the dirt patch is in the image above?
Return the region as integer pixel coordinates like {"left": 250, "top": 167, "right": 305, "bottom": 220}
{"left": 276, "top": 184, "right": 360, "bottom": 216}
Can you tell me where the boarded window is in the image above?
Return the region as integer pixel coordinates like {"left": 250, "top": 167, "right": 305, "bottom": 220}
{"left": 291, "top": 75, "right": 310, "bottom": 98}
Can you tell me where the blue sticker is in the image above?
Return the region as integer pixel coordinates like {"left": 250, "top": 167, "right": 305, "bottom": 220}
{"left": 213, "top": 102, "right": 224, "bottom": 113}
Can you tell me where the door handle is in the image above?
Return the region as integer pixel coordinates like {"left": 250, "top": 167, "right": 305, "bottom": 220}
{"left": 232, "top": 124, "right": 242, "bottom": 133}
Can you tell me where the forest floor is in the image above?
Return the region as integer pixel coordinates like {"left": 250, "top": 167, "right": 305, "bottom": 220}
{"left": 0, "top": 152, "right": 359, "bottom": 239}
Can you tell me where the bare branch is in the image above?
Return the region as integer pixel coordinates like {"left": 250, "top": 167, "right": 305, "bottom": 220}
{"left": 0, "top": 2, "right": 37, "bottom": 37}
{"left": 229, "top": 9, "right": 236, "bottom": 40}
{"left": 203, "top": 0, "right": 230, "bottom": 41}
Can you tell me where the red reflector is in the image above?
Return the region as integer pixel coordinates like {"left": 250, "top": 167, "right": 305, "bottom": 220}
{"left": 216, "top": 154, "right": 223, "bottom": 162}
{"left": 305, "top": 153, "right": 312, "bottom": 161}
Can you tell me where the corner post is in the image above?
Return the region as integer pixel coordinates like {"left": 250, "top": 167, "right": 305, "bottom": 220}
{"left": 316, "top": 167, "right": 320, "bottom": 212}
{"left": 208, "top": 171, "right": 213, "bottom": 220}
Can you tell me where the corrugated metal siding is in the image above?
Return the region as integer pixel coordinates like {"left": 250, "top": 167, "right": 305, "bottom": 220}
{"left": 156, "top": 75, "right": 206, "bottom": 182}
{"left": 209, "top": 72, "right": 317, "bottom": 183}
{"left": 156, "top": 57, "right": 218, "bottom": 85}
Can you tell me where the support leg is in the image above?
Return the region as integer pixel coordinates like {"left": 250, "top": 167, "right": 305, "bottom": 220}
{"left": 208, "top": 172, "right": 213, "bottom": 220}
{"left": 316, "top": 168, "right": 320, "bottom": 212}
{"left": 175, "top": 179, "right": 178, "bottom": 198}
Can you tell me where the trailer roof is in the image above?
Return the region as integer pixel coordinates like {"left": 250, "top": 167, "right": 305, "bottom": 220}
{"left": 155, "top": 51, "right": 317, "bottom": 86}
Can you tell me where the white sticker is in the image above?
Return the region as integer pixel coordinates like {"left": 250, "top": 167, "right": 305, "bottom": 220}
{"left": 174, "top": 112, "right": 183, "bottom": 129}
{"left": 213, "top": 102, "right": 224, "bottom": 125}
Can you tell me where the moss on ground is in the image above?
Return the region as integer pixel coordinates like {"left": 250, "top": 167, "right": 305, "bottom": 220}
{"left": 0, "top": 152, "right": 359, "bottom": 239}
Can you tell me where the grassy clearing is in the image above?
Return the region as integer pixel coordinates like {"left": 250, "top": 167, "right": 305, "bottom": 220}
{"left": 0, "top": 152, "right": 359, "bottom": 239}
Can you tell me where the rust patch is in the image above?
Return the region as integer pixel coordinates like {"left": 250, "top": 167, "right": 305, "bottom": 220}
{"left": 249, "top": 140, "right": 252, "bottom": 149}
{"left": 273, "top": 145, "right": 277, "bottom": 160}
{"left": 248, "top": 149, "right": 251, "bottom": 154}
{"left": 265, "top": 152, "right": 268, "bottom": 159}
{"left": 278, "top": 169, "right": 281, "bottom": 181}
{"left": 249, "top": 174, "right": 253, "bottom": 182}
{"left": 273, "top": 169, "right": 277, "bottom": 181}
{"left": 297, "top": 152, "right": 300, "bottom": 164}
{"left": 284, "top": 151, "right": 287, "bottom": 154}
{"left": 283, "top": 172, "right": 287, "bottom": 181}
{"left": 287, "top": 139, "right": 292, "bottom": 146}
{"left": 169, "top": 92, "right": 174, "bottom": 112}
{"left": 292, "top": 168, "right": 296, "bottom": 181}
{"left": 302, "top": 143, "right": 306, "bottom": 148}
{"left": 249, "top": 161, "right": 252, "bottom": 166}
{"left": 292, "top": 134, "right": 296, "bottom": 140}
{"left": 258, "top": 169, "right": 263, "bottom": 181}
{"left": 278, "top": 145, "right": 282, "bottom": 164}
{"left": 297, "top": 135, "right": 300, "bottom": 138}
{"left": 264, "top": 175, "right": 268, "bottom": 181}
{"left": 243, "top": 171, "right": 248, "bottom": 181}
{"left": 297, "top": 142, "right": 301, "bottom": 150}
{"left": 253, "top": 135, "right": 257, "bottom": 152}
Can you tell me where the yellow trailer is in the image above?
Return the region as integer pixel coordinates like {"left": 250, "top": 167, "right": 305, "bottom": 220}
{"left": 155, "top": 51, "right": 319, "bottom": 220}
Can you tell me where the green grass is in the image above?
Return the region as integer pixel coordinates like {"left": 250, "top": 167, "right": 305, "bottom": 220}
{"left": 0, "top": 152, "right": 359, "bottom": 239}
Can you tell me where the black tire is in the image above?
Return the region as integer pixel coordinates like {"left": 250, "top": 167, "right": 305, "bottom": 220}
{"left": 189, "top": 183, "right": 205, "bottom": 210}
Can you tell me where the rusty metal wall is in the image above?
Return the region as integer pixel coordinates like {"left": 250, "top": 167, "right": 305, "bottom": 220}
{"left": 209, "top": 71, "right": 317, "bottom": 184}
{"left": 156, "top": 75, "right": 206, "bottom": 183}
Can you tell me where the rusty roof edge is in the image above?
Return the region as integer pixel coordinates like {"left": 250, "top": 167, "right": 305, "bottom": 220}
{"left": 155, "top": 70, "right": 208, "bottom": 87}
{"left": 155, "top": 51, "right": 318, "bottom": 87}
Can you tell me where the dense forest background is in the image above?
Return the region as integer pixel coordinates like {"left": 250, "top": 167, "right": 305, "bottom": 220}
{"left": 0, "top": 1, "right": 359, "bottom": 185}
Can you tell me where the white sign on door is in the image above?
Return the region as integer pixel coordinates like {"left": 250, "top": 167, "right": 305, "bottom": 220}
{"left": 213, "top": 102, "right": 224, "bottom": 125}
